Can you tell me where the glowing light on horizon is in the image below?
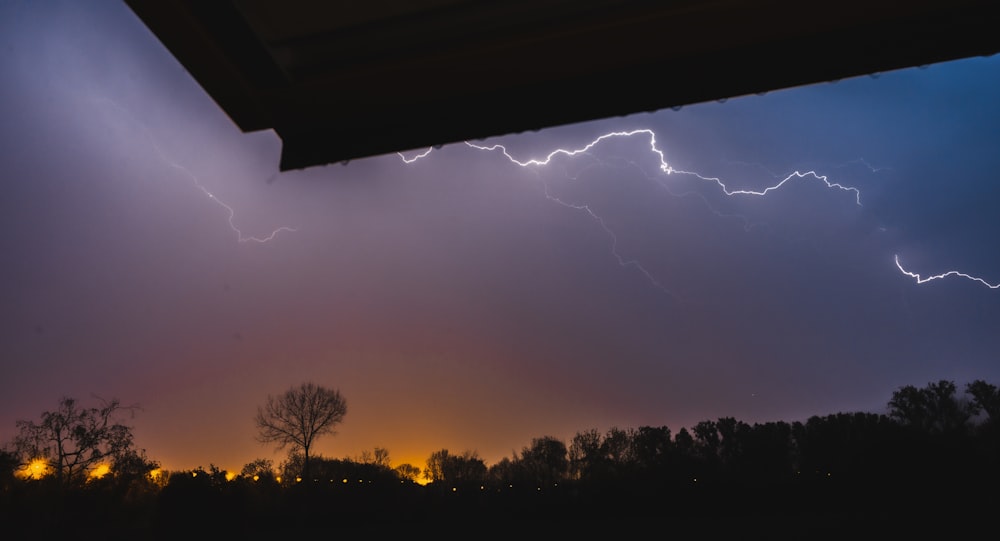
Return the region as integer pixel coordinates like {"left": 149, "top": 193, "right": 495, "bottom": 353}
{"left": 895, "top": 254, "right": 1000, "bottom": 289}
{"left": 88, "top": 463, "right": 111, "bottom": 480}
{"left": 97, "top": 98, "right": 296, "bottom": 243}
{"left": 16, "top": 458, "right": 51, "bottom": 480}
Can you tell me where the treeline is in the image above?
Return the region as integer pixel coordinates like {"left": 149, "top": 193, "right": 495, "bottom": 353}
{"left": 3, "top": 379, "right": 1000, "bottom": 538}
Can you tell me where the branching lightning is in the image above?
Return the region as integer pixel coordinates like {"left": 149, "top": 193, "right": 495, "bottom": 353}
{"left": 399, "top": 129, "right": 862, "bottom": 294}
{"left": 537, "top": 181, "right": 673, "bottom": 296}
{"left": 397, "top": 147, "right": 435, "bottom": 164}
{"left": 97, "top": 98, "right": 296, "bottom": 243}
{"left": 400, "top": 129, "right": 998, "bottom": 294}
{"left": 188, "top": 182, "right": 296, "bottom": 244}
{"left": 894, "top": 255, "right": 1000, "bottom": 289}
{"left": 461, "top": 130, "right": 863, "bottom": 205}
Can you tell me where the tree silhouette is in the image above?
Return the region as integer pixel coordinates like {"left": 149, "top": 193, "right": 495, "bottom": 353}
{"left": 394, "top": 463, "right": 422, "bottom": 483}
{"left": 517, "top": 436, "right": 568, "bottom": 487}
{"left": 7, "top": 377, "right": 1000, "bottom": 538}
{"left": 357, "top": 446, "right": 392, "bottom": 468}
{"left": 966, "top": 380, "right": 1000, "bottom": 424}
{"left": 241, "top": 458, "right": 277, "bottom": 482}
{"left": 792, "top": 412, "right": 897, "bottom": 480}
{"left": 629, "top": 425, "right": 672, "bottom": 474}
{"left": 887, "top": 380, "right": 972, "bottom": 434}
{"left": 12, "top": 396, "right": 138, "bottom": 486}
{"left": 568, "top": 428, "right": 602, "bottom": 481}
{"left": 424, "top": 449, "right": 486, "bottom": 486}
{"left": 254, "top": 383, "right": 347, "bottom": 480}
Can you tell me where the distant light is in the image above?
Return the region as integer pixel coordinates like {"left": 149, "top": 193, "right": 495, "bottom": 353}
{"left": 148, "top": 468, "right": 163, "bottom": 481}
{"left": 342, "top": 478, "right": 348, "bottom": 484}
{"left": 16, "top": 458, "right": 51, "bottom": 480}
{"left": 295, "top": 476, "right": 302, "bottom": 483}
{"left": 192, "top": 471, "right": 198, "bottom": 478}
{"left": 225, "top": 471, "right": 237, "bottom": 482}
{"left": 88, "top": 463, "right": 111, "bottom": 480}
{"left": 253, "top": 475, "right": 260, "bottom": 482}
{"left": 451, "top": 487, "right": 457, "bottom": 492}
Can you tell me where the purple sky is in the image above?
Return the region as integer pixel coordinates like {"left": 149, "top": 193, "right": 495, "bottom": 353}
{"left": 3, "top": 1, "right": 1000, "bottom": 473}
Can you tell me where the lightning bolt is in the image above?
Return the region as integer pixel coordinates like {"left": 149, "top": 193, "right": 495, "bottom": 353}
{"left": 397, "top": 147, "right": 436, "bottom": 164}
{"left": 97, "top": 98, "right": 296, "bottom": 243}
{"left": 894, "top": 255, "right": 1000, "bottom": 289}
{"left": 399, "top": 129, "right": 863, "bottom": 295}
{"left": 401, "top": 130, "right": 999, "bottom": 294}
{"left": 537, "top": 180, "right": 674, "bottom": 297}
{"left": 460, "top": 129, "right": 863, "bottom": 205}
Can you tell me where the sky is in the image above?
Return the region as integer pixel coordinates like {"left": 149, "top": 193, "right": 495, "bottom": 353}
{"left": 2, "top": 1, "right": 1000, "bottom": 474}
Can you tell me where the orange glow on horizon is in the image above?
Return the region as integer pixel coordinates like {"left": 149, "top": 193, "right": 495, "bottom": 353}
{"left": 16, "top": 458, "right": 51, "bottom": 480}
{"left": 391, "top": 457, "right": 429, "bottom": 485}
{"left": 148, "top": 468, "right": 163, "bottom": 481}
{"left": 88, "top": 463, "right": 111, "bottom": 480}
{"left": 225, "top": 470, "right": 237, "bottom": 482}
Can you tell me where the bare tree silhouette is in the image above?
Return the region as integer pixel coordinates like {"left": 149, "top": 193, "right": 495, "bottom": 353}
{"left": 254, "top": 383, "right": 347, "bottom": 480}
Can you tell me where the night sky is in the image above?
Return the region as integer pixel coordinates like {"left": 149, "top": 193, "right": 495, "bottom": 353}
{"left": 3, "top": 1, "right": 1000, "bottom": 474}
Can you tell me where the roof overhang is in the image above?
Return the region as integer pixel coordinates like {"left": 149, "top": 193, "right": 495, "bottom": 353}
{"left": 125, "top": 0, "right": 1000, "bottom": 171}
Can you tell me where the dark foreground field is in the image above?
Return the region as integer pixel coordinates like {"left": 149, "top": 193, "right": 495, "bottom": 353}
{"left": 6, "top": 475, "right": 994, "bottom": 541}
